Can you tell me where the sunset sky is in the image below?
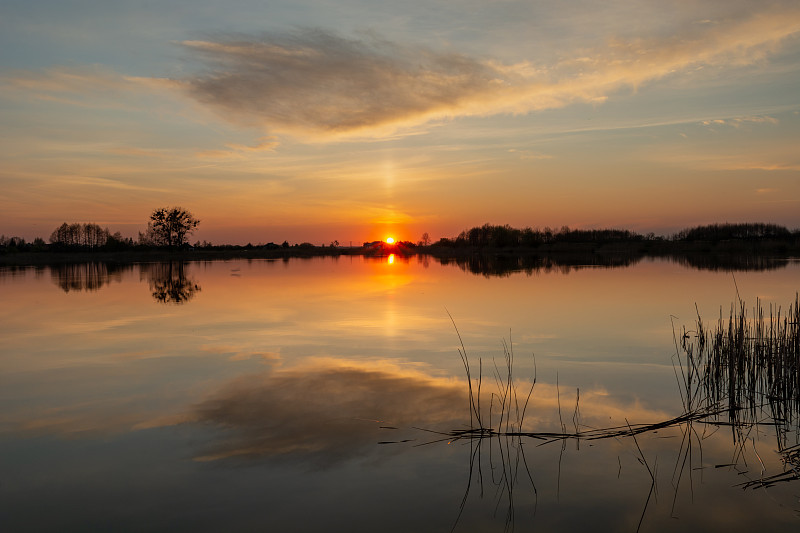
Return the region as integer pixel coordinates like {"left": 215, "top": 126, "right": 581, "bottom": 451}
{"left": 1, "top": 0, "right": 799, "bottom": 245}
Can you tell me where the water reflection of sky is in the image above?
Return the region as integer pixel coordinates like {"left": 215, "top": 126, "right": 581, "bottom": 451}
{"left": 1, "top": 257, "right": 799, "bottom": 531}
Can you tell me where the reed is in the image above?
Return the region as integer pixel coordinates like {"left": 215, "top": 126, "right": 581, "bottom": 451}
{"left": 435, "top": 293, "right": 800, "bottom": 446}
{"left": 677, "top": 293, "right": 800, "bottom": 489}
{"left": 435, "top": 295, "right": 800, "bottom": 529}
{"left": 681, "top": 293, "right": 800, "bottom": 436}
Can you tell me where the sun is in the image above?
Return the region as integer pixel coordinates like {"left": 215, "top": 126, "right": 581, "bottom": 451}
{"left": 385, "top": 237, "right": 395, "bottom": 244}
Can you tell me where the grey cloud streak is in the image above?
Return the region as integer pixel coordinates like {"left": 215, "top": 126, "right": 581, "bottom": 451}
{"left": 180, "top": 29, "right": 507, "bottom": 138}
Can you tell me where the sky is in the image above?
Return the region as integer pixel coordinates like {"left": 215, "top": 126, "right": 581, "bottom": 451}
{"left": 1, "top": 0, "right": 799, "bottom": 245}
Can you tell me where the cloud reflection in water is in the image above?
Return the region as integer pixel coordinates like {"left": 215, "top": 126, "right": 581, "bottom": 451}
{"left": 192, "top": 360, "right": 466, "bottom": 466}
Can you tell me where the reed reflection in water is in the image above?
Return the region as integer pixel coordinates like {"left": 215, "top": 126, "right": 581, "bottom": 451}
{"left": 420, "top": 295, "right": 800, "bottom": 531}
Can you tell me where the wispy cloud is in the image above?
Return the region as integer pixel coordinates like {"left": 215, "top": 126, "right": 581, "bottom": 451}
{"left": 107, "top": 146, "right": 169, "bottom": 158}
{"left": 700, "top": 115, "right": 780, "bottom": 128}
{"left": 196, "top": 136, "right": 280, "bottom": 159}
{"left": 0, "top": 65, "right": 172, "bottom": 109}
{"left": 176, "top": 7, "right": 800, "bottom": 139}
{"left": 508, "top": 149, "right": 553, "bottom": 160}
{"left": 4, "top": 65, "right": 134, "bottom": 94}
{"left": 56, "top": 174, "right": 171, "bottom": 193}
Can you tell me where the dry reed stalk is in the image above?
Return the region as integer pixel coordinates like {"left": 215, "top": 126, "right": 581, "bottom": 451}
{"left": 437, "top": 297, "right": 800, "bottom": 529}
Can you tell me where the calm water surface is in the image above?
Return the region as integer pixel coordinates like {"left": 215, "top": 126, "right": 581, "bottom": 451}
{"left": 1, "top": 256, "right": 799, "bottom": 531}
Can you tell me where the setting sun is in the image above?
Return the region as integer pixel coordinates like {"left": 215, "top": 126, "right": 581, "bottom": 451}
{"left": 385, "top": 237, "right": 395, "bottom": 244}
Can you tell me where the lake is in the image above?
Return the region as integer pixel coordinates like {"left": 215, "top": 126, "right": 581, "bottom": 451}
{"left": 2, "top": 255, "right": 799, "bottom": 532}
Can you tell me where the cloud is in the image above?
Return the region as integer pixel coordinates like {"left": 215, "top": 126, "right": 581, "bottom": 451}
{"left": 4, "top": 6, "right": 797, "bottom": 143}
{"left": 3, "top": 65, "right": 133, "bottom": 94}
{"left": 508, "top": 149, "right": 553, "bottom": 160}
{"left": 0, "top": 65, "right": 174, "bottom": 110}
{"left": 176, "top": 8, "right": 800, "bottom": 139}
{"left": 196, "top": 136, "right": 280, "bottom": 159}
{"left": 700, "top": 115, "right": 780, "bottom": 128}
{"left": 107, "top": 146, "right": 169, "bottom": 158}
{"left": 178, "top": 31, "right": 507, "bottom": 139}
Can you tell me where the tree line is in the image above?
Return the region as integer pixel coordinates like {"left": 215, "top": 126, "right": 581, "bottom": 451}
{"left": 1, "top": 207, "right": 199, "bottom": 253}
{"left": 49, "top": 222, "right": 131, "bottom": 249}
{"left": 47, "top": 207, "right": 199, "bottom": 250}
{"left": 431, "top": 222, "right": 800, "bottom": 249}
{"left": 3, "top": 218, "right": 800, "bottom": 256}
{"left": 434, "top": 224, "right": 645, "bottom": 248}
{"left": 671, "top": 222, "right": 792, "bottom": 242}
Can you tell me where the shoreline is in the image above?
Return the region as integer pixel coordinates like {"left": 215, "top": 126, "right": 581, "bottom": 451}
{"left": 3, "top": 239, "right": 800, "bottom": 268}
